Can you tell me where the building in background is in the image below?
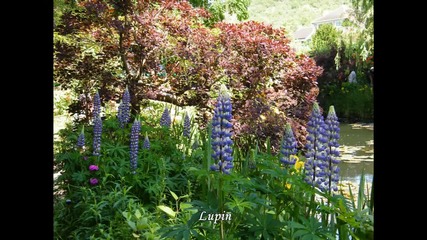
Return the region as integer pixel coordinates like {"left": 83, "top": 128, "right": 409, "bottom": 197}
{"left": 292, "top": 5, "right": 351, "bottom": 53}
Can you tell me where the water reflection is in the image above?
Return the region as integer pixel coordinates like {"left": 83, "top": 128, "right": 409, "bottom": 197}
{"left": 338, "top": 123, "right": 374, "bottom": 183}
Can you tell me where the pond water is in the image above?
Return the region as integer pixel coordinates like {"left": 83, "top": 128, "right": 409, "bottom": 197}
{"left": 338, "top": 123, "right": 374, "bottom": 184}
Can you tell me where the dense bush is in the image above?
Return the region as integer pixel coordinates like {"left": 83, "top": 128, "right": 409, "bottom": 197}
{"left": 54, "top": 0, "right": 322, "bottom": 151}
{"left": 54, "top": 87, "right": 373, "bottom": 239}
{"left": 318, "top": 82, "right": 373, "bottom": 122}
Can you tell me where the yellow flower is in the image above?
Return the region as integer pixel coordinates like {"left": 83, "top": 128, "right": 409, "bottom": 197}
{"left": 285, "top": 183, "right": 292, "bottom": 190}
{"left": 290, "top": 155, "right": 304, "bottom": 173}
{"left": 294, "top": 160, "right": 304, "bottom": 173}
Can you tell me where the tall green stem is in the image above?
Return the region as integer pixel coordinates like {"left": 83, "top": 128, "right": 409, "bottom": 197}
{"left": 219, "top": 175, "right": 224, "bottom": 240}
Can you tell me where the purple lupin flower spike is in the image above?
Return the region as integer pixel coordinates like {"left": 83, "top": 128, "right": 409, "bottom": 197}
{"left": 77, "top": 126, "right": 85, "bottom": 149}
{"left": 279, "top": 123, "right": 298, "bottom": 167}
{"left": 93, "top": 91, "right": 101, "bottom": 120}
{"left": 160, "top": 107, "right": 171, "bottom": 128}
{"left": 304, "top": 102, "right": 327, "bottom": 188}
{"left": 117, "top": 87, "right": 131, "bottom": 128}
{"left": 321, "top": 105, "right": 341, "bottom": 193}
{"left": 92, "top": 116, "right": 103, "bottom": 156}
{"left": 210, "top": 85, "right": 234, "bottom": 174}
{"left": 183, "top": 112, "right": 191, "bottom": 138}
{"left": 142, "top": 132, "right": 150, "bottom": 150}
{"left": 130, "top": 119, "right": 141, "bottom": 174}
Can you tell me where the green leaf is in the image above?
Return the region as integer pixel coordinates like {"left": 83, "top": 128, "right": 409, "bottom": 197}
{"left": 135, "top": 209, "right": 141, "bottom": 219}
{"left": 289, "top": 221, "right": 306, "bottom": 229}
{"left": 157, "top": 205, "right": 176, "bottom": 218}
{"left": 127, "top": 220, "right": 136, "bottom": 231}
{"left": 302, "top": 234, "right": 317, "bottom": 240}
{"left": 183, "top": 229, "right": 190, "bottom": 240}
{"left": 180, "top": 194, "right": 190, "bottom": 199}
{"left": 122, "top": 211, "right": 130, "bottom": 220}
{"left": 170, "top": 190, "right": 178, "bottom": 201}
{"left": 188, "top": 167, "right": 199, "bottom": 172}
{"left": 358, "top": 170, "right": 366, "bottom": 210}
{"left": 293, "top": 229, "right": 309, "bottom": 238}
{"left": 180, "top": 202, "right": 193, "bottom": 211}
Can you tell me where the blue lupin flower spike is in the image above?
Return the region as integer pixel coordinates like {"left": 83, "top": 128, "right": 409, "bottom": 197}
{"left": 92, "top": 116, "right": 103, "bottom": 156}
{"left": 130, "top": 119, "right": 141, "bottom": 174}
{"left": 280, "top": 123, "right": 298, "bottom": 166}
{"left": 77, "top": 126, "right": 85, "bottom": 149}
{"left": 118, "top": 87, "right": 131, "bottom": 128}
{"left": 321, "top": 105, "right": 341, "bottom": 192}
{"left": 142, "top": 132, "right": 150, "bottom": 150}
{"left": 304, "top": 102, "right": 327, "bottom": 188}
{"left": 160, "top": 107, "right": 171, "bottom": 128}
{"left": 93, "top": 90, "right": 101, "bottom": 120}
{"left": 183, "top": 112, "right": 191, "bottom": 138}
{"left": 210, "top": 85, "right": 234, "bottom": 174}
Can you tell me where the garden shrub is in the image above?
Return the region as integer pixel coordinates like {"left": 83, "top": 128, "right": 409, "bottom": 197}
{"left": 54, "top": 0, "right": 322, "bottom": 151}
{"left": 318, "top": 82, "right": 373, "bottom": 122}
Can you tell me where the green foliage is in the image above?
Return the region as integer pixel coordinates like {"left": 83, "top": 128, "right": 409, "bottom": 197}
{"left": 54, "top": 0, "right": 80, "bottom": 27}
{"left": 122, "top": 205, "right": 161, "bottom": 239}
{"left": 189, "top": 0, "right": 250, "bottom": 25}
{"left": 318, "top": 82, "right": 373, "bottom": 122}
{"left": 54, "top": 89, "right": 74, "bottom": 116}
{"left": 289, "top": 217, "right": 335, "bottom": 239}
{"left": 310, "top": 24, "right": 341, "bottom": 55}
{"left": 54, "top": 102, "right": 373, "bottom": 238}
{"left": 350, "top": 0, "right": 374, "bottom": 61}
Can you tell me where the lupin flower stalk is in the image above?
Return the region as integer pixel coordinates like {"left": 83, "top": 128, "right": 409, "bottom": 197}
{"left": 321, "top": 106, "right": 341, "bottom": 193}
{"left": 93, "top": 91, "right": 101, "bottom": 120}
{"left": 130, "top": 119, "right": 141, "bottom": 174}
{"left": 183, "top": 112, "right": 191, "bottom": 138}
{"left": 304, "top": 102, "right": 328, "bottom": 188}
{"left": 92, "top": 116, "right": 103, "bottom": 156}
{"left": 142, "top": 132, "right": 150, "bottom": 150}
{"left": 279, "top": 123, "right": 298, "bottom": 166}
{"left": 117, "top": 87, "right": 131, "bottom": 128}
{"left": 160, "top": 107, "right": 171, "bottom": 128}
{"left": 210, "top": 86, "right": 234, "bottom": 174}
{"left": 77, "top": 126, "right": 85, "bottom": 149}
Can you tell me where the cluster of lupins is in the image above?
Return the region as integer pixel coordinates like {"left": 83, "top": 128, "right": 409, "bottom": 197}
{"left": 77, "top": 87, "right": 340, "bottom": 192}
{"left": 304, "top": 103, "right": 340, "bottom": 193}
{"left": 76, "top": 88, "right": 159, "bottom": 181}
{"left": 279, "top": 103, "right": 340, "bottom": 193}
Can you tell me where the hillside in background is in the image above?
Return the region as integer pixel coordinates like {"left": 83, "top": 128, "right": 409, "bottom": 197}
{"left": 225, "top": 0, "right": 351, "bottom": 36}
